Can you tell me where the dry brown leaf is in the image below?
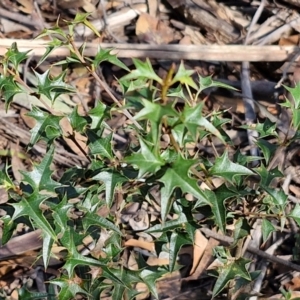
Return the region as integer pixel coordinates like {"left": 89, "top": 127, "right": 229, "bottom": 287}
{"left": 189, "top": 229, "right": 208, "bottom": 275}
{"left": 17, "top": 0, "right": 34, "bottom": 14}
{"left": 60, "top": 117, "right": 88, "bottom": 157}
{"left": 20, "top": 108, "right": 36, "bottom": 128}
{"left": 147, "top": 257, "right": 169, "bottom": 266}
{"left": 136, "top": 13, "right": 159, "bottom": 36}
{"left": 124, "top": 239, "right": 155, "bottom": 252}
{"left": 10, "top": 142, "right": 26, "bottom": 183}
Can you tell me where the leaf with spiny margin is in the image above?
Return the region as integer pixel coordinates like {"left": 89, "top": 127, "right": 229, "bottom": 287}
{"left": 209, "top": 151, "right": 254, "bottom": 184}
{"left": 125, "top": 138, "right": 165, "bottom": 177}
{"left": 33, "top": 69, "right": 76, "bottom": 103}
{"left": 92, "top": 171, "right": 127, "bottom": 208}
{"left": 262, "top": 219, "right": 275, "bottom": 243}
{"left": 26, "top": 106, "right": 63, "bottom": 148}
{"left": 69, "top": 106, "right": 88, "bottom": 132}
{"left": 1, "top": 215, "right": 16, "bottom": 245}
{"left": 5, "top": 42, "right": 31, "bottom": 69}
{"left": 82, "top": 212, "right": 122, "bottom": 235}
{"left": 241, "top": 119, "right": 277, "bottom": 138}
{"left": 71, "top": 12, "right": 101, "bottom": 37}
{"left": 146, "top": 213, "right": 187, "bottom": 233}
{"left": 255, "top": 139, "right": 277, "bottom": 165}
{"left": 37, "top": 38, "right": 63, "bottom": 67}
{"left": 205, "top": 189, "right": 226, "bottom": 233}
{"left": 169, "top": 231, "right": 191, "bottom": 271}
{"left": 262, "top": 186, "right": 287, "bottom": 209}
{"left": 88, "top": 102, "right": 107, "bottom": 129}
{"left": 254, "top": 165, "right": 283, "bottom": 186}
{"left": 212, "top": 257, "right": 251, "bottom": 297}
{"left": 232, "top": 218, "right": 252, "bottom": 246}
{"left": 51, "top": 275, "right": 90, "bottom": 300}
{"left": 20, "top": 146, "right": 61, "bottom": 192}
{"left": 288, "top": 204, "right": 300, "bottom": 227}
{"left": 198, "top": 75, "right": 237, "bottom": 94}
{"left": 10, "top": 190, "right": 57, "bottom": 240}
{"left": 49, "top": 196, "right": 72, "bottom": 235}
{"left": 171, "top": 61, "right": 197, "bottom": 90}
{"left": 158, "top": 155, "right": 209, "bottom": 221}
{"left": 42, "top": 232, "right": 53, "bottom": 269}
{"left": 182, "top": 103, "right": 226, "bottom": 144}
{"left": 60, "top": 228, "right": 111, "bottom": 278}
{"left": 0, "top": 75, "right": 23, "bottom": 111}
{"left": 285, "top": 82, "right": 300, "bottom": 109}
{"left": 93, "top": 48, "right": 130, "bottom": 71}
{"left": 121, "top": 58, "right": 162, "bottom": 84}
{"left": 140, "top": 267, "right": 169, "bottom": 299}
{"left": 87, "top": 130, "right": 113, "bottom": 159}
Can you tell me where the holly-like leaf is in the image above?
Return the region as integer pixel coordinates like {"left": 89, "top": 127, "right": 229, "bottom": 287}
{"left": 254, "top": 165, "right": 283, "bottom": 186}
{"left": 158, "top": 155, "right": 210, "bottom": 221}
{"left": 198, "top": 75, "right": 237, "bottom": 94}
{"left": 146, "top": 213, "right": 187, "bottom": 233}
{"left": 72, "top": 12, "right": 101, "bottom": 37}
{"left": 26, "top": 106, "right": 63, "bottom": 148}
{"left": 262, "top": 219, "right": 275, "bottom": 243}
{"left": 5, "top": 42, "right": 31, "bottom": 69}
{"left": 42, "top": 232, "right": 54, "bottom": 269}
{"left": 87, "top": 130, "right": 113, "bottom": 159}
{"left": 139, "top": 267, "right": 168, "bottom": 299}
{"left": 171, "top": 61, "right": 197, "bottom": 90}
{"left": 10, "top": 190, "right": 57, "bottom": 240}
{"left": 263, "top": 186, "right": 287, "bottom": 209}
{"left": 182, "top": 103, "right": 226, "bottom": 144}
{"left": 88, "top": 102, "right": 107, "bottom": 129}
{"left": 289, "top": 204, "right": 300, "bottom": 227}
{"left": 0, "top": 75, "right": 23, "bottom": 110}
{"left": 82, "top": 212, "right": 123, "bottom": 235}
{"left": 285, "top": 83, "right": 300, "bottom": 109}
{"left": 69, "top": 106, "right": 88, "bottom": 132}
{"left": 209, "top": 151, "right": 254, "bottom": 184}
{"left": 125, "top": 138, "right": 165, "bottom": 177}
{"left": 255, "top": 139, "right": 277, "bottom": 165}
{"left": 121, "top": 58, "right": 162, "bottom": 84}
{"left": 232, "top": 218, "right": 252, "bottom": 245}
{"left": 51, "top": 274, "right": 90, "bottom": 300}
{"left": 93, "top": 48, "right": 129, "bottom": 71}
{"left": 213, "top": 257, "right": 251, "bottom": 297}
{"left": 169, "top": 231, "right": 191, "bottom": 271}
{"left": 37, "top": 38, "right": 63, "bottom": 67}
{"left": 33, "top": 69, "right": 76, "bottom": 103}
{"left": 92, "top": 171, "right": 127, "bottom": 208}
{"left": 20, "top": 146, "right": 61, "bottom": 192}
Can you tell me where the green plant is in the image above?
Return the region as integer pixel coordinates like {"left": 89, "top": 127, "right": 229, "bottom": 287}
{"left": 0, "top": 13, "right": 299, "bottom": 300}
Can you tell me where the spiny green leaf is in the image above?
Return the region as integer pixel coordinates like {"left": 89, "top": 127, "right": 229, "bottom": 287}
{"left": 37, "top": 38, "right": 63, "bottom": 67}
{"left": 198, "top": 75, "right": 237, "bottom": 93}
{"left": 146, "top": 213, "right": 187, "bottom": 233}
{"left": 92, "top": 171, "right": 127, "bottom": 208}
{"left": 10, "top": 190, "right": 57, "bottom": 240}
{"left": 87, "top": 130, "right": 113, "bottom": 159}
{"left": 51, "top": 275, "right": 90, "bottom": 300}
{"left": 262, "top": 219, "right": 276, "bottom": 243}
{"left": 93, "top": 48, "right": 130, "bottom": 71}
{"left": 1, "top": 215, "right": 16, "bottom": 245}
{"left": 254, "top": 165, "right": 283, "bottom": 186}
{"left": 213, "top": 257, "right": 251, "bottom": 297}
{"left": 289, "top": 204, "right": 300, "bottom": 227}
{"left": 26, "top": 106, "right": 63, "bottom": 148}
{"left": 262, "top": 186, "right": 287, "bottom": 209}
{"left": 69, "top": 106, "right": 88, "bottom": 132}
{"left": 233, "top": 218, "right": 251, "bottom": 245}
{"left": 20, "top": 146, "right": 61, "bottom": 192}
{"left": 125, "top": 138, "right": 165, "bottom": 177}
{"left": 5, "top": 42, "right": 31, "bottom": 69}
{"left": 88, "top": 102, "right": 107, "bottom": 129}
{"left": 182, "top": 103, "right": 226, "bottom": 144}
{"left": 169, "top": 231, "right": 191, "bottom": 271}
{"left": 82, "top": 212, "right": 123, "bottom": 235}
{"left": 42, "top": 233, "right": 54, "bottom": 269}
{"left": 209, "top": 151, "right": 254, "bottom": 184}
{"left": 0, "top": 75, "right": 23, "bottom": 111}
{"left": 72, "top": 12, "right": 101, "bottom": 37}
{"left": 121, "top": 58, "right": 162, "bottom": 84}
{"left": 285, "top": 83, "right": 300, "bottom": 109}
{"left": 171, "top": 61, "right": 197, "bottom": 90}
{"left": 139, "top": 267, "right": 168, "bottom": 299}
{"left": 33, "top": 69, "right": 76, "bottom": 102}
{"left": 159, "top": 155, "right": 209, "bottom": 221}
